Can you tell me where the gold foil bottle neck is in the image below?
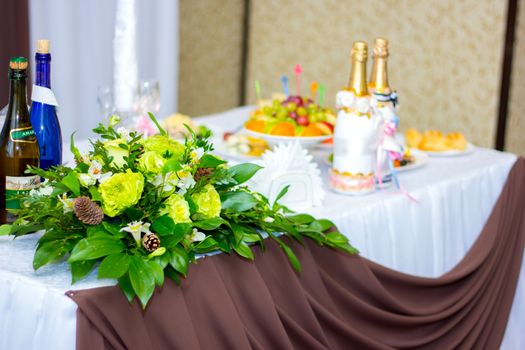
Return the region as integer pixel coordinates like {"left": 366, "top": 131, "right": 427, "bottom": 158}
{"left": 373, "top": 38, "right": 389, "bottom": 58}
{"left": 9, "top": 57, "right": 28, "bottom": 70}
{"left": 369, "top": 38, "right": 391, "bottom": 94}
{"left": 351, "top": 41, "right": 368, "bottom": 62}
{"left": 348, "top": 41, "right": 369, "bottom": 97}
{"left": 37, "top": 39, "right": 50, "bottom": 54}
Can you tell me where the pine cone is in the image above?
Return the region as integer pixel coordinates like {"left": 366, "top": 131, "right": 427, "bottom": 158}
{"left": 73, "top": 196, "right": 104, "bottom": 225}
{"left": 143, "top": 233, "right": 161, "bottom": 252}
{"left": 194, "top": 167, "right": 214, "bottom": 181}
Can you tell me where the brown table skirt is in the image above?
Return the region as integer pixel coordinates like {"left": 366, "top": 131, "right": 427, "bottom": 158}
{"left": 68, "top": 158, "right": 525, "bottom": 350}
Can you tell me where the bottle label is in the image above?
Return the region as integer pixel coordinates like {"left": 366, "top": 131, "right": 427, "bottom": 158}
{"left": 9, "top": 127, "right": 37, "bottom": 143}
{"left": 5, "top": 175, "right": 40, "bottom": 209}
{"left": 32, "top": 85, "right": 59, "bottom": 106}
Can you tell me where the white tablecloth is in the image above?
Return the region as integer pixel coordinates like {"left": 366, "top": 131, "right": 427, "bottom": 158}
{"left": 0, "top": 106, "right": 522, "bottom": 349}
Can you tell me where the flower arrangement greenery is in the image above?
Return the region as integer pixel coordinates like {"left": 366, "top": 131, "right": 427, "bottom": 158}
{"left": 0, "top": 114, "right": 357, "bottom": 307}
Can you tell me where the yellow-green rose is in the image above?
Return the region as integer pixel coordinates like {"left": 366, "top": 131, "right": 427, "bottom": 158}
{"left": 143, "top": 135, "right": 184, "bottom": 160}
{"left": 160, "top": 194, "right": 191, "bottom": 223}
{"left": 138, "top": 151, "right": 165, "bottom": 174}
{"left": 99, "top": 170, "right": 144, "bottom": 217}
{"left": 191, "top": 184, "right": 221, "bottom": 218}
{"left": 103, "top": 139, "right": 128, "bottom": 168}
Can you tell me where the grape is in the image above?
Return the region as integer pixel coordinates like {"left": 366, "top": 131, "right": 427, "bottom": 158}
{"left": 263, "top": 106, "right": 272, "bottom": 115}
{"left": 289, "top": 111, "right": 298, "bottom": 120}
{"left": 297, "top": 106, "right": 307, "bottom": 116}
{"left": 296, "top": 115, "right": 309, "bottom": 126}
{"left": 286, "top": 102, "right": 297, "bottom": 112}
{"left": 307, "top": 104, "right": 318, "bottom": 114}
{"left": 277, "top": 110, "right": 288, "bottom": 120}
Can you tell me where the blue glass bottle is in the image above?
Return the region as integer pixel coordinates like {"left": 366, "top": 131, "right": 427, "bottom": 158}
{"left": 30, "top": 40, "right": 62, "bottom": 169}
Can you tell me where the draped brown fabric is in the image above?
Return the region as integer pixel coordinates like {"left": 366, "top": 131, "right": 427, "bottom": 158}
{"left": 68, "top": 158, "right": 525, "bottom": 350}
{"left": 0, "top": 0, "right": 30, "bottom": 105}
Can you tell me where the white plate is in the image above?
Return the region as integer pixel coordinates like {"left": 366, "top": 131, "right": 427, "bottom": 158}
{"left": 395, "top": 149, "right": 429, "bottom": 172}
{"left": 323, "top": 148, "right": 429, "bottom": 173}
{"left": 211, "top": 136, "right": 263, "bottom": 162}
{"left": 422, "top": 143, "right": 475, "bottom": 157}
{"left": 244, "top": 128, "right": 331, "bottom": 149}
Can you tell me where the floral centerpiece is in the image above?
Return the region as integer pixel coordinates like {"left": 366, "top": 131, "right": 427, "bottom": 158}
{"left": 0, "top": 114, "right": 356, "bottom": 307}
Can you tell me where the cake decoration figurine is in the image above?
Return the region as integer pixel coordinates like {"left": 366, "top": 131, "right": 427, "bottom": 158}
{"left": 329, "top": 41, "right": 384, "bottom": 195}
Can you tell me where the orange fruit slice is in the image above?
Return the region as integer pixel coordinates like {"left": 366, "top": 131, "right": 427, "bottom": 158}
{"left": 300, "top": 124, "right": 324, "bottom": 137}
{"left": 245, "top": 120, "right": 266, "bottom": 133}
{"left": 269, "top": 122, "right": 296, "bottom": 136}
{"left": 314, "top": 122, "right": 333, "bottom": 135}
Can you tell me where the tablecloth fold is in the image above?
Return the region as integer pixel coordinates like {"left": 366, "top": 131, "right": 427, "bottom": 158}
{"left": 68, "top": 158, "right": 525, "bottom": 350}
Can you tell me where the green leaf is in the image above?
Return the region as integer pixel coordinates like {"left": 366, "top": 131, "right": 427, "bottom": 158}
{"left": 162, "top": 159, "right": 182, "bottom": 175}
{"left": 317, "top": 219, "right": 335, "bottom": 232}
{"left": 102, "top": 222, "right": 125, "bottom": 237}
{"left": 89, "top": 187, "right": 102, "bottom": 202}
{"left": 288, "top": 214, "right": 316, "bottom": 225}
{"left": 161, "top": 223, "right": 192, "bottom": 248}
{"left": 193, "top": 236, "right": 218, "bottom": 252}
{"left": 233, "top": 241, "right": 254, "bottom": 260}
{"left": 51, "top": 183, "right": 69, "bottom": 196}
{"left": 128, "top": 256, "right": 155, "bottom": 308}
{"left": 199, "top": 154, "right": 226, "bottom": 168}
{"left": 169, "top": 246, "right": 189, "bottom": 276}
{"left": 326, "top": 232, "right": 349, "bottom": 245}
{"left": 230, "top": 222, "right": 245, "bottom": 244}
{"left": 0, "top": 224, "right": 12, "bottom": 236}
{"left": 148, "top": 112, "right": 167, "bottom": 136}
{"left": 192, "top": 217, "right": 225, "bottom": 230}
{"left": 38, "top": 229, "right": 69, "bottom": 244}
{"left": 125, "top": 207, "right": 144, "bottom": 221}
{"left": 164, "top": 265, "right": 181, "bottom": 285}
{"left": 221, "top": 191, "right": 258, "bottom": 212}
{"left": 61, "top": 171, "right": 80, "bottom": 196}
{"left": 70, "top": 132, "right": 82, "bottom": 162}
{"left": 33, "top": 240, "right": 69, "bottom": 270}
{"left": 214, "top": 234, "right": 232, "bottom": 253}
{"left": 272, "top": 237, "right": 302, "bottom": 273}
{"left": 227, "top": 163, "right": 262, "bottom": 185}
{"left": 152, "top": 215, "right": 175, "bottom": 235}
{"left": 154, "top": 252, "right": 171, "bottom": 269}
{"left": 98, "top": 253, "right": 131, "bottom": 279}
{"left": 243, "top": 233, "right": 263, "bottom": 243}
{"left": 68, "top": 236, "right": 125, "bottom": 263}
{"left": 274, "top": 185, "right": 290, "bottom": 203}
{"left": 148, "top": 260, "right": 164, "bottom": 286}
{"left": 76, "top": 162, "right": 89, "bottom": 173}
{"left": 10, "top": 223, "right": 43, "bottom": 236}
{"left": 118, "top": 273, "right": 136, "bottom": 303}
{"left": 71, "top": 260, "right": 98, "bottom": 284}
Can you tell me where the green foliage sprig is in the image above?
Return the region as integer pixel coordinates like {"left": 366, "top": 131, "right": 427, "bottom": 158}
{"left": 2, "top": 114, "right": 357, "bottom": 307}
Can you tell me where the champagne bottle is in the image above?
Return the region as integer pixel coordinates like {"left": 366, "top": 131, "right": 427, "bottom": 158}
{"left": 0, "top": 57, "right": 40, "bottom": 224}
{"left": 368, "top": 38, "right": 391, "bottom": 95}
{"left": 347, "top": 41, "right": 369, "bottom": 97}
{"left": 331, "top": 41, "right": 383, "bottom": 195}
{"left": 30, "top": 39, "right": 62, "bottom": 169}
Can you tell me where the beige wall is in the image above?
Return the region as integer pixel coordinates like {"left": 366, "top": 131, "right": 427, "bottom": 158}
{"left": 246, "top": 0, "right": 507, "bottom": 148}
{"left": 179, "top": 0, "right": 524, "bottom": 152}
{"left": 507, "top": 1, "right": 525, "bottom": 156}
{"left": 178, "top": 0, "right": 244, "bottom": 117}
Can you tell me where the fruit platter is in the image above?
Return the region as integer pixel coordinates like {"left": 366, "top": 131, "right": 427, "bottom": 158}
{"left": 244, "top": 94, "right": 336, "bottom": 148}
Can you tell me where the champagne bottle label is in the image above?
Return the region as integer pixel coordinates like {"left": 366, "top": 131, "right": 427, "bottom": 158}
{"left": 9, "top": 127, "right": 37, "bottom": 143}
{"left": 5, "top": 175, "right": 40, "bottom": 209}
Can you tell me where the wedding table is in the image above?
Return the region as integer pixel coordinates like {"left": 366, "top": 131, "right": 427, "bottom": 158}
{"left": 0, "top": 106, "right": 523, "bottom": 349}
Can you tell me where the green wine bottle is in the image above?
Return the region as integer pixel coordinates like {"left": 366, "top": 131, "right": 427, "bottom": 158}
{"left": 0, "top": 57, "right": 40, "bottom": 224}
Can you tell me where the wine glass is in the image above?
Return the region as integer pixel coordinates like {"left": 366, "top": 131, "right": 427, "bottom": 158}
{"left": 97, "top": 86, "right": 115, "bottom": 120}
{"left": 136, "top": 80, "right": 160, "bottom": 116}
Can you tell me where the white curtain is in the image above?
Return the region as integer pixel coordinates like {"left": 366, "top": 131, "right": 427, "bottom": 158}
{"left": 29, "top": 0, "right": 179, "bottom": 140}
